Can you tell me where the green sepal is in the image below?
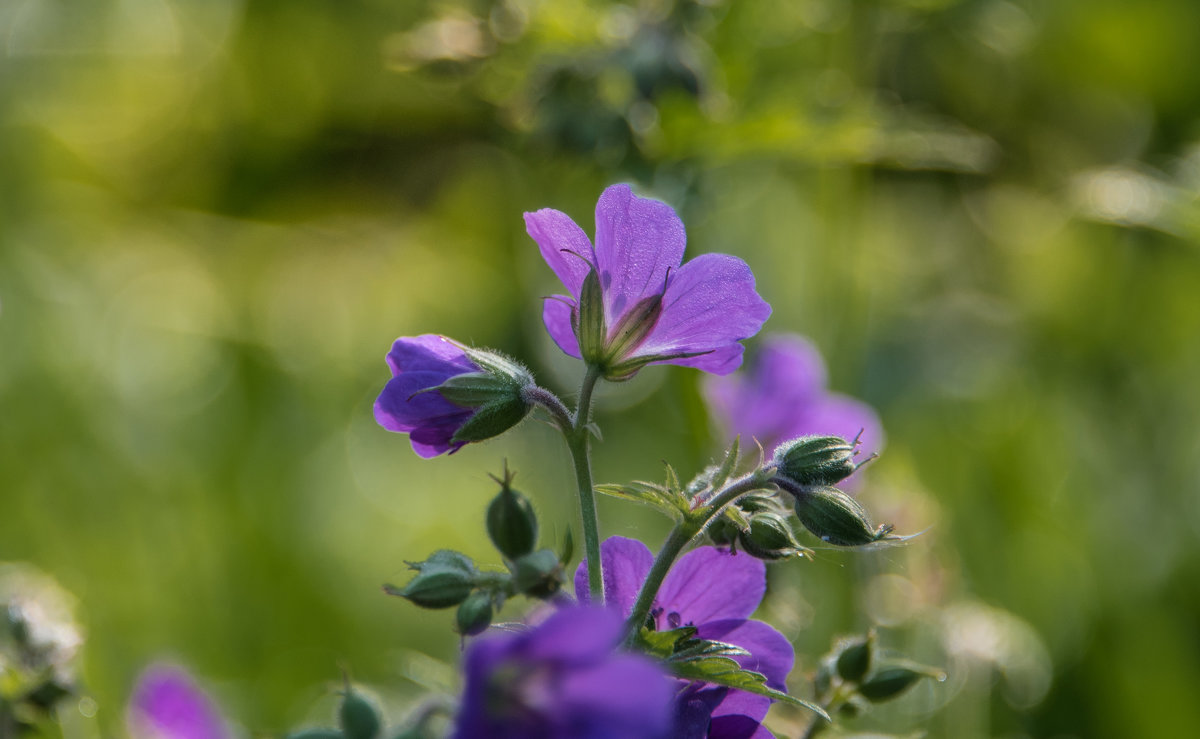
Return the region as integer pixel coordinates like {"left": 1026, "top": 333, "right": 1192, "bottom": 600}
{"left": 709, "top": 437, "right": 740, "bottom": 493}
{"left": 450, "top": 398, "right": 532, "bottom": 444}
{"left": 576, "top": 269, "right": 607, "bottom": 364}
{"left": 857, "top": 661, "right": 945, "bottom": 702}
{"left": 512, "top": 549, "right": 563, "bottom": 598}
{"left": 835, "top": 632, "right": 875, "bottom": 684}
{"left": 461, "top": 347, "right": 534, "bottom": 386}
{"left": 435, "top": 372, "right": 520, "bottom": 407}
{"left": 339, "top": 688, "right": 382, "bottom": 739}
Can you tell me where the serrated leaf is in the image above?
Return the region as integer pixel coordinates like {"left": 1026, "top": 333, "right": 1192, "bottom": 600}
{"left": 636, "top": 625, "right": 698, "bottom": 658}
{"left": 594, "top": 482, "right": 687, "bottom": 519}
{"left": 670, "top": 656, "right": 830, "bottom": 720}
{"left": 668, "top": 639, "right": 750, "bottom": 663}
{"left": 710, "top": 437, "right": 740, "bottom": 491}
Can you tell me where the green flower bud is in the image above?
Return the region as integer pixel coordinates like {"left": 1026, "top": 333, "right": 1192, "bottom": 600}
{"left": 287, "top": 729, "right": 344, "bottom": 739}
{"left": 785, "top": 484, "right": 894, "bottom": 547}
{"left": 737, "top": 513, "right": 808, "bottom": 561}
{"left": 339, "top": 687, "right": 382, "bottom": 739}
{"left": 834, "top": 632, "right": 875, "bottom": 684}
{"left": 706, "top": 514, "right": 740, "bottom": 548}
{"left": 512, "top": 549, "right": 563, "bottom": 599}
{"left": 486, "top": 472, "right": 538, "bottom": 560}
{"left": 385, "top": 550, "right": 476, "bottom": 609}
{"left": 858, "top": 662, "right": 943, "bottom": 703}
{"left": 455, "top": 591, "right": 494, "bottom": 636}
{"left": 435, "top": 348, "right": 534, "bottom": 445}
{"left": 773, "top": 435, "right": 858, "bottom": 487}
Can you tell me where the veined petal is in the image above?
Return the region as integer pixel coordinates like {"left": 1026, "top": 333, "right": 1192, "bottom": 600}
{"left": 374, "top": 372, "right": 474, "bottom": 432}
{"left": 637, "top": 253, "right": 771, "bottom": 376}
{"left": 695, "top": 619, "right": 794, "bottom": 689}
{"left": 386, "top": 334, "right": 477, "bottom": 376}
{"left": 525, "top": 209, "right": 595, "bottom": 298}
{"left": 657, "top": 546, "right": 765, "bottom": 624}
{"left": 574, "top": 536, "right": 654, "bottom": 617}
{"left": 593, "top": 184, "right": 686, "bottom": 325}
{"left": 408, "top": 422, "right": 467, "bottom": 458}
{"left": 704, "top": 335, "right": 828, "bottom": 442}
{"left": 557, "top": 657, "right": 675, "bottom": 739}
{"left": 543, "top": 297, "right": 582, "bottom": 358}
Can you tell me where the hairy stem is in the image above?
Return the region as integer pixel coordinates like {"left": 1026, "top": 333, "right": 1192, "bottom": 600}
{"left": 622, "top": 473, "right": 772, "bottom": 645}
{"left": 568, "top": 365, "right": 604, "bottom": 604}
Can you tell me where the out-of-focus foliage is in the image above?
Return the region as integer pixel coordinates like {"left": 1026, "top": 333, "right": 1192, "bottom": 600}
{"left": 2, "top": 0, "right": 1199, "bottom": 737}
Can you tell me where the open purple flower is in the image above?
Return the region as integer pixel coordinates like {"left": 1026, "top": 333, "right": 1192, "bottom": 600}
{"left": 704, "top": 334, "right": 883, "bottom": 464}
{"left": 374, "top": 334, "right": 534, "bottom": 458}
{"left": 526, "top": 184, "right": 771, "bottom": 380}
{"left": 454, "top": 606, "right": 675, "bottom": 739}
{"left": 127, "top": 664, "right": 230, "bottom": 739}
{"left": 575, "top": 537, "right": 794, "bottom": 739}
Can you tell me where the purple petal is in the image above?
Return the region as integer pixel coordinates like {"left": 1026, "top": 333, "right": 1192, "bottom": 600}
{"left": 385, "top": 334, "right": 476, "bottom": 376}
{"left": 575, "top": 536, "right": 654, "bottom": 617}
{"left": 557, "top": 656, "right": 675, "bottom": 739}
{"left": 694, "top": 619, "right": 794, "bottom": 689}
{"left": 657, "top": 547, "right": 765, "bottom": 624}
{"left": 673, "top": 686, "right": 730, "bottom": 739}
{"left": 706, "top": 335, "right": 829, "bottom": 441}
{"left": 128, "top": 664, "right": 229, "bottom": 739}
{"left": 636, "top": 253, "right": 771, "bottom": 375}
{"left": 524, "top": 607, "right": 624, "bottom": 665}
{"left": 525, "top": 209, "right": 595, "bottom": 299}
{"left": 407, "top": 420, "right": 468, "bottom": 458}
{"left": 374, "top": 372, "right": 474, "bottom": 432}
{"left": 543, "top": 297, "right": 582, "bottom": 358}
{"left": 593, "top": 184, "right": 686, "bottom": 326}
{"left": 708, "top": 691, "right": 774, "bottom": 739}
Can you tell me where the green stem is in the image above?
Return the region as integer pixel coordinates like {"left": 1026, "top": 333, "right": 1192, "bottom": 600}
{"left": 622, "top": 473, "right": 772, "bottom": 645}
{"left": 569, "top": 365, "right": 604, "bottom": 604}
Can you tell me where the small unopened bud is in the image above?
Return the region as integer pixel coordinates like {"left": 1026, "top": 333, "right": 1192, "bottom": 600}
{"left": 512, "top": 549, "right": 563, "bottom": 599}
{"left": 787, "top": 485, "right": 893, "bottom": 547}
{"left": 737, "top": 513, "right": 807, "bottom": 561}
{"left": 774, "top": 435, "right": 859, "bottom": 487}
{"left": 486, "top": 471, "right": 538, "bottom": 560}
{"left": 386, "top": 550, "right": 476, "bottom": 609}
{"left": 858, "top": 662, "right": 944, "bottom": 702}
{"left": 339, "top": 686, "right": 382, "bottom": 739}
{"left": 835, "top": 632, "right": 875, "bottom": 683}
{"left": 706, "top": 514, "right": 740, "bottom": 548}
{"left": 455, "top": 591, "right": 494, "bottom": 636}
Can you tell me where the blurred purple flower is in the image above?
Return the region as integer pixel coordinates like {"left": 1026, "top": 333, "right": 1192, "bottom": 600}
{"left": 454, "top": 606, "right": 675, "bottom": 739}
{"left": 575, "top": 537, "right": 794, "bottom": 739}
{"left": 374, "top": 334, "right": 531, "bottom": 458}
{"left": 127, "top": 664, "right": 229, "bottom": 739}
{"left": 704, "top": 334, "right": 884, "bottom": 463}
{"left": 526, "top": 184, "right": 771, "bottom": 378}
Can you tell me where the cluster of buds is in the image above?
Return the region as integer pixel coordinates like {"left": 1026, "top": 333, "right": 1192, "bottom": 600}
{"left": 813, "top": 631, "right": 945, "bottom": 721}
{"left": 385, "top": 468, "right": 568, "bottom": 636}
{"left": 769, "top": 435, "right": 895, "bottom": 547}
{"left": 706, "top": 491, "right": 810, "bottom": 561}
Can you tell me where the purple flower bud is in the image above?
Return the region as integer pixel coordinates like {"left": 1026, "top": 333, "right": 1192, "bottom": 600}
{"left": 454, "top": 607, "right": 675, "bottom": 739}
{"left": 374, "top": 335, "right": 534, "bottom": 458}
{"left": 127, "top": 664, "right": 229, "bottom": 739}
{"left": 526, "top": 184, "right": 771, "bottom": 380}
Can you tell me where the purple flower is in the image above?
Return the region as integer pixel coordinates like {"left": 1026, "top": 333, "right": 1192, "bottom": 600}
{"left": 704, "top": 333, "right": 884, "bottom": 464}
{"left": 575, "top": 537, "right": 794, "bottom": 739}
{"left": 127, "top": 664, "right": 230, "bottom": 739}
{"left": 454, "top": 606, "right": 675, "bottom": 739}
{"left": 526, "top": 184, "right": 771, "bottom": 379}
{"left": 374, "top": 334, "right": 533, "bottom": 458}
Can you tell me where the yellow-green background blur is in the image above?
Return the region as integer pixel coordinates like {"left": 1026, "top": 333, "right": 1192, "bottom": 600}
{"left": 3, "top": 1, "right": 1199, "bottom": 737}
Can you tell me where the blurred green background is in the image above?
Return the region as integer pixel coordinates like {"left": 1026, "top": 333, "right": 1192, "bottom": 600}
{"left": 2, "top": 0, "right": 1199, "bottom": 737}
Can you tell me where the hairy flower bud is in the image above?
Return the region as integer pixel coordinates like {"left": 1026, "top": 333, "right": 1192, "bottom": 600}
{"left": 857, "top": 662, "right": 943, "bottom": 702}
{"left": 737, "top": 513, "right": 808, "bottom": 561}
{"left": 512, "top": 549, "right": 563, "bottom": 599}
{"left": 773, "top": 435, "right": 859, "bottom": 488}
{"left": 486, "top": 472, "right": 538, "bottom": 560}
{"left": 339, "top": 686, "right": 382, "bottom": 739}
{"left": 782, "top": 484, "right": 894, "bottom": 547}
{"left": 835, "top": 632, "right": 875, "bottom": 684}
{"left": 386, "top": 550, "right": 477, "bottom": 609}
{"left": 456, "top": 591, "right": 495, "bottom": 636}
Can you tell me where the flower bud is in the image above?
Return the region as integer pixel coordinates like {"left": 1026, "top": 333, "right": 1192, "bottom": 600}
{"left": 456, "top": 591, "right": 494, "bottom": 636}
{"left": 857, "top": 663, "right": 939, "bottom": 703}
{"left": 834, "top": 632, "right": 875, "bottom": 684}
{"left": 512, "top": 549, "right": 563, "bottom": 599}
{"left": 386, "top": 550, "right": 477, "bottom": 609}
{"left": 705, "top": 514, "right": 740, "bottom": 548}
{"left": 486, "top": 474, "right": 538, "bottom": 560}
{"left": 737, "top": 513, "right": 807, "bottom": 561}
{"left": 438, "top": 348, "right": 534, "bottom": 445}
{"left": 773, "top": 435, "right": 858, "bottom": 487}
{"left": 340, "top": 686, "right": 382, "bottom": 739}
{"left": 786, "top": 485, "right": 893, "bottom": 547}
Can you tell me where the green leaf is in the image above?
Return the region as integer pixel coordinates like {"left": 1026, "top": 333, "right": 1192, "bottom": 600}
{"left": 664, "top": 463, "right": 681, "bottom": 495}
{"left": 593, "top": 482, "right": 686, "bottom": 518}
{"left": 669, "top": 655, "right": 830, "bottom": 720}
{"left": 634, "top": 625, "right": 697, "bottom": 657}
